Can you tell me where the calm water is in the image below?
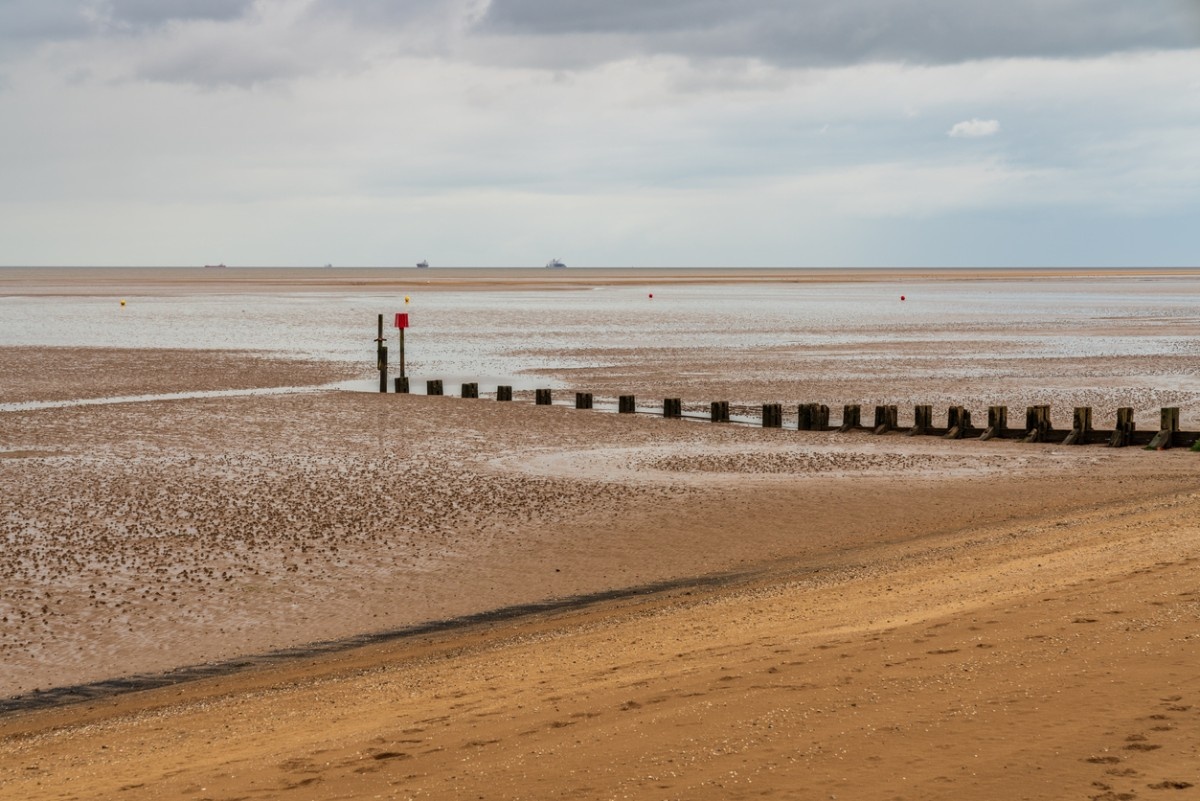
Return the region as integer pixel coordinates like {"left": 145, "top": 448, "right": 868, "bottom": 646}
{"left": 3, "top": 277, "right": 1200, "bottom": 380}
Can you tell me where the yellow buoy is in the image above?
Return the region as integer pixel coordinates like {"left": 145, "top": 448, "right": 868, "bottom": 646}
{"left": 404, "top": 295, "right": 410, "bottom": 304}
{"left": 120, "top": 299, "right": 126, "bottom": 306}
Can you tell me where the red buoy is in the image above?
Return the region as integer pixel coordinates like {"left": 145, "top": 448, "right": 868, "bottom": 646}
{"left": 648, "top": 293, "right": 654, "bottom": 299}
{"left": 900, "top": 295, "right": 906, "bottom": 301}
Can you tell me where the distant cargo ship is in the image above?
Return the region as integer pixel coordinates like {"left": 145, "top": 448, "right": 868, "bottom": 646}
{"left": 545, "top": 258, "right": 566, "bottom": 269}
{"left": 204, "top": 263, "right": 227, "bottom": 269}
{"left": 417, "top": 260, "right": 429, "bottom": 268}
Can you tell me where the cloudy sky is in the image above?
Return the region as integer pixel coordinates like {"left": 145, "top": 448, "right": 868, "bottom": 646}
{"left": 1, "top": 0, "right": 1198, "bottom": 267}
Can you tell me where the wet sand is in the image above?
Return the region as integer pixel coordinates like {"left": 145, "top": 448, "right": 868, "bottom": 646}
{"left": 2, "top": 268, "right": 1199, "bottom": 799}
{"left": 0, "top": 347, "right": 358, "bottom": 404}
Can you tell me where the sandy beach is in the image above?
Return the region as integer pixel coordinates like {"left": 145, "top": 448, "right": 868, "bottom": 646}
{"left": 2, "top": 268, "right": 1199, "bottom": 800}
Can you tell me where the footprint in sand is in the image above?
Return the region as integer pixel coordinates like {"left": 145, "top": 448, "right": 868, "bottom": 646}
{"left": 1121, "top": 732, "right": 1161, "bottom": 753}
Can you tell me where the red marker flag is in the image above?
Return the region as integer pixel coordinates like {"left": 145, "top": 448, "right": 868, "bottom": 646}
{"left": 394, "top": 313, "right": 409, "bottom": 329}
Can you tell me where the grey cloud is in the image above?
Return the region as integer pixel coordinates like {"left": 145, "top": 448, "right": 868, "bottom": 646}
{"left": 307, "top": 0, "right": 439, "bottom": 28}
{"left": 5, "top": 0, "right": 1197, "bottom": 89}
{"left": 0, "top": 1, "right": 93, "bottom": 45}
{"left": 5, "top": 0, "right": 1198, "bottom": 65}
{"left": 134, "top": 44, "right": 303, "bottom": 88}
{"left": 106, "top": 0, "right": 255, "bottom": 28}
{"left": 0, "top": 0, "right": 255, "bottom": 51}
{"left": 477, "top": 0, "right": 1200, "bottom": 65}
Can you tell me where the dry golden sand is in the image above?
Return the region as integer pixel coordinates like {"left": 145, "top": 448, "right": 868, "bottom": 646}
{"left": 2, "top": 268, "right": 1200, "bottom": 800}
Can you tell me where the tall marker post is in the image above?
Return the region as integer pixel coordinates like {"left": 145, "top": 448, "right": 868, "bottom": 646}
{"left": 395, "top": 311, "right": 409, "bottom": 378}
{"left": 375, "top": 314, "right": 388, "bottom": 392}
{"left": 392, "top": 295, "right": 411, "bottom": 394}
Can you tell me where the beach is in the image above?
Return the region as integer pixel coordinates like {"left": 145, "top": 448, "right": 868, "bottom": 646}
{"left": 2, "top": 268, "right": 1199, "bottom": 800}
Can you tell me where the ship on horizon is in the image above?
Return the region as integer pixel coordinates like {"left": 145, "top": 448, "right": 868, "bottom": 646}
{"left": 545, "top": 258, "right": 566, "bottom": 269}
{"left": 204, "top": 263, "right": 227, "bottom": 269}
{"left": 417, "top": 260, "right": 429, "bottom": 268}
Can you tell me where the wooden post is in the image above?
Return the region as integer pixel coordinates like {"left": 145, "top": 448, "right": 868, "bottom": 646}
{"left": 619, "top": 395, "right": 636, "bottom": 413}
{"left": 426, "top": 379, "right": 443, "bottom": 396}
{"left": 799, "top": 404, "right": 828, "bottom": 431}
{"left": 908, "top": 405, "right": 932, "bottom": 436}
{"left": 1024, "top": 405, "right": 1051, "bottom": 443}
{"left": 873, "top": 405, "right": 897, "bottom": 435}
{"left": 664, "top": 398, "right": 682, "bottom": 418}
{"left": 576, "top": 392, "right": 593, "bottom": 410}
{"left": 496, "top": 385, "right": 513, "bottom": 402}
{"left": 761, "top": 403, "right": 782, "bottom": 428}
{"left": 394, "top": 376, "right": 409, "bottom": 394}
{"left": 1037, "top": 405, "right": 1051, "bottom": 441}
{"left": 461, "top": 383, "right": 479, "bottom": 399}
{"left": 945, "top": 406, "right": 971, "bottom": 439}
{"left": 1147, "top": 407, "right": 1180, "bottom": 450}
{"left": 838, "top": 404, "right": 861, "bottom": 433}
{"left": 536, "top": 388, "right": 552, "bottom": 405}
{"left": 1109, "top": 407, "right": 1134, "bottom": 447}
{"left": 398, "top": 327, "right": 406, "bottom": 379}
{"left": 1062, "top": 406, "right": 1093, "bottom": 445}
{"left": 711, "top": 401, "right": 729, "bottom": 423}
{"left": 980, "top": 406, "right": 1007, "bottom": 440}
{"left": 798, "top": 404, "right": 815, "bottom": 431}
{"left": 376, "top": 314, "right": 388, "bottom": 393}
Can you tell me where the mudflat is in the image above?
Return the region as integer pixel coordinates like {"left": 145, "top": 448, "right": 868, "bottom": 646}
{"left": 1, "top": 268, "right": 1198, "bottom": 800}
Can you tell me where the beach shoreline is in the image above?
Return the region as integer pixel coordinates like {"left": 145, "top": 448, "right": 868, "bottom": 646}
{"left": 2, "top": 269, "right": 1199, "bottom": 799}
{"left": 2, "top": 472, "right": 1197, "bottom": 800}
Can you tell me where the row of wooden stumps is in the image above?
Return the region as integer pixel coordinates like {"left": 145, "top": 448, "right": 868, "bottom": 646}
{"left": 385, "top": 378, "right": 1196, "bottom": 450}
{"left": 790, "top": 402, "right": 1187, "bottom": 449}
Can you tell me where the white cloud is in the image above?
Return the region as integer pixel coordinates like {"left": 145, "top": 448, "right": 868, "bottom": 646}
{"left": 948, "top": 118, "right": 1000, "bottom": 138}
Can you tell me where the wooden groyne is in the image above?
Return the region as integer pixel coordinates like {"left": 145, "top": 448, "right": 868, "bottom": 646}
{"left": 369, "top": 325, "right": 1194, "bottom": 450}
{"left": 385, "top": 378, "right": 1199, "bottom": 450}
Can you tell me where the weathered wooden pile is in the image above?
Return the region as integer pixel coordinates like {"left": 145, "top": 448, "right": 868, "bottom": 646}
{"left": 386, "top": 380, "right": 1198, "bottom": 450}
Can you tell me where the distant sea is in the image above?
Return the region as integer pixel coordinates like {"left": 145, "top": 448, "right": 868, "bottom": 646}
{"left": 2, "top": 268, "right": 1199, "bottom": 387}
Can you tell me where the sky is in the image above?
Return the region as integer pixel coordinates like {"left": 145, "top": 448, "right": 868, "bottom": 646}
{"left": 1, "top": 0, "right": 1198, "bottom": 267}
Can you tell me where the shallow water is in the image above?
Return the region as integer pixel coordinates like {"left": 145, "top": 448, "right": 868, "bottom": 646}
{"left": 0, "top": 384, "right": 333, "bottom": 413}
{"left": 3, "top": 276, "right": 1200, "bottom": 378}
